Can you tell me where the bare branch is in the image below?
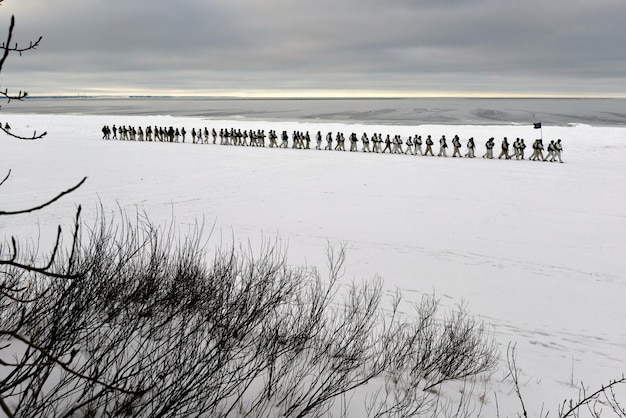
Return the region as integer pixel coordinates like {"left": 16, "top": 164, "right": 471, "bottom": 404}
{"left": 0, "top": 330, "right": 148, "bottom": 396}
{"left": 0, "top": 12, "right": 43, "bottom": 108}
{"left": 0, "top": 169, "right": 10, "bottom": 187}
{"left": 560, "top": 376, "right": 626, "bottom": 418}
{"left": 0, "top": 176, "right": 86, "bottom": 215}
{"left": 0, "top": 14, "right": 15, "bottom": 74}
{"left": 0, "top": 124, "right": 47, "bottom": 140}
{"left": 0, "top": 396, "right": 16, "bottom": 418}
{"left": 506, "top": 343, "right": 529, "bottom": 418}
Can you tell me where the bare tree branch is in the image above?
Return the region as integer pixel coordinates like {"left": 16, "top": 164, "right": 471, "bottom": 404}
{"left": 0, "top": 125, "right": 47, "bottom": 140}
{"left": 0, "top": 169, "right": 10, "bottom": 187}
{"left": 0, "top": 176, "right": 87, "bottom": 215}
{"left": 0, "top": 10, "right": 43, "bottom": 109}
{"left": 559, "top": 376, "right": 626, "bottom": 418}
{"left": 0, "top": 395, "right": 16, "bottom": 418}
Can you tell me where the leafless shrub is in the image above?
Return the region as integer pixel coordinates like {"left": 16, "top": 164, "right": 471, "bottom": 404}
{"left": 1, "top": 201, "right": 500, "bottom": 417}
{"left": 505, "top": 343, "right": 626, "bottom": 418}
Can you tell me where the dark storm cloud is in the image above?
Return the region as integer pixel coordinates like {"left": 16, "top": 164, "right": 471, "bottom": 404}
{"left": 2, "top": 0, "right": 626, "bottom": 95}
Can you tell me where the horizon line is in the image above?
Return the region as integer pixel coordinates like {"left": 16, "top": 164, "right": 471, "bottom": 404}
{"left": 25, "top": 94, "right": 626, "bottom": 100}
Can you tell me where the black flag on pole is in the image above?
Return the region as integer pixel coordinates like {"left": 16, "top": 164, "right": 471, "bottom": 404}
{"left": 533, "top": 122, "right": 542, "bottom": 129}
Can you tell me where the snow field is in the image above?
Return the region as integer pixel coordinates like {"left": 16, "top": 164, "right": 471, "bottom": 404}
{"left": 1, "top": 114, "right": 625, "bottom": 416}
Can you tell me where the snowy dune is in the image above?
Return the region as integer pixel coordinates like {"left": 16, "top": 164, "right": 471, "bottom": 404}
{"left": 2, "top": 113, "right": 626, "bottom": 416}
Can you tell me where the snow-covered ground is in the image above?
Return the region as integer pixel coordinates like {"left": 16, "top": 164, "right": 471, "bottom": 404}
{"left": 2, "top": 113, "right": 625, "bottom": 416}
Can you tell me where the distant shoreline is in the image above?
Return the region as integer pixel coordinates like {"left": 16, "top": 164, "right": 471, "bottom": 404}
{"left": 4, "top": 97, "right": 626, "bottom": 127}
{"left": 24, "top": 95, "right": 625, "bottom": 101}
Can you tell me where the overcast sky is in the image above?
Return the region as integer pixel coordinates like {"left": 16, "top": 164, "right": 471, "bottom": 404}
{"left": 2, "top": 0, "right": 626, "bottom": 97}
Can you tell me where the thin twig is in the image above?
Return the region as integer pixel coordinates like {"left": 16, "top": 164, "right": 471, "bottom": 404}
{"left": 0, "top": 169, "right": 10, "bottom": 187}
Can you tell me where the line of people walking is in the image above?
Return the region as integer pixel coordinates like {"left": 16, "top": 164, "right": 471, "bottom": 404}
{"left": 101, "top": 125, "right": 564, "bottom": 163}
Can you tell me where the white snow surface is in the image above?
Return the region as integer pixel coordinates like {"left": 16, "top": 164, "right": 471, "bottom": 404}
{"left": 1, "top": 114, "right": 625, "bottom": 416}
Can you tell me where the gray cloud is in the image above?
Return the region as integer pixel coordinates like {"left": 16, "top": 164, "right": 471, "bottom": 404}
{"left": 2, "top": 0, "right": 626, "bottom": 96}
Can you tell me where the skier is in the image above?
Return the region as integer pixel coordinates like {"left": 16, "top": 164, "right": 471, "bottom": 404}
{"left": 315, "top": 131, "right": 322, "bottom": 150}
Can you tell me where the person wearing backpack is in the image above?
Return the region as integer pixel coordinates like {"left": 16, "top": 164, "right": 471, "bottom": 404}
{"left": 361, "top": 133, "right": 371, "bottom": 152}
{"left": 483, "top": 137, "right": 495, "bottom": 159}
{"left": 438, "top": 135, "right": 448, "bottom": 157}
{"left": 382, "top": 134, "right": 392, "bottom": 153}
{"left": 452, "top": 135, "right": 462, "bottom": 157}
{"left": 465, "top": 137, "right": 475, "bottom": 158}
{"left": 424, "top": 135, "right": 434, "bottom": 156}
{"left": 554, "top": 139, "right": 564, "bottom": 163}
{"left": 415, "top": 135, "right": 423, "bottom": 155}
{"left": 531, "top": 139, "right": 544, "bottom": 161}
{"left": 498, "top": 137, "right": 511, "bottom": 159}
{"left": 405, "top": 136, "right": 414, "bottom": 155}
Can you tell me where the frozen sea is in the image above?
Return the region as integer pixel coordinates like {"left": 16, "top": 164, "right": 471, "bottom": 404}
{"left": 5, "top": 96, "right": 626, "bottom": 126}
